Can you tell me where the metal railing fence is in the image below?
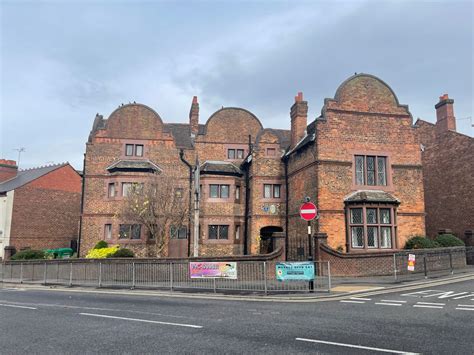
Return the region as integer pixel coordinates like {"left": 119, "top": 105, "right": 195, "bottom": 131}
{"left": 0, "top": 260, "right": 331, "bottom": 295}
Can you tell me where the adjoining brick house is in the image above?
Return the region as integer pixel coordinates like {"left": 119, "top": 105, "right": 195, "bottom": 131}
{"left": 0, "top": 160, "right": 82, "bottom": 259}
{"left": 81, "top": 73, "right": 425, "bottom": 258}
{"left": 416, "top": 95, "right": 474, "bottom": 244}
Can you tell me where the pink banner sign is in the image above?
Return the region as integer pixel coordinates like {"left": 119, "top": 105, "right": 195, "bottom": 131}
{"left": 189, "top": 262, "right": 237, "bottom": 279}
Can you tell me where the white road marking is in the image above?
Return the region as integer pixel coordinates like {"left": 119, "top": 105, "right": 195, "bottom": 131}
{"left": 350, "top": 297, "right": 371, "bottom": 301}
{"left": 381, "top": 300, "right": 407, "bottom": 303}
{"left": 80, "top": 313, "right": 203, "bottom": 328}
{"left": 456, "top": 308, "right": 474, "bottom": 311}
{"left": 416, "top": 302, "right": 445, "bottom": 306}
{"left": 375, "top": 302, "right": 403, "bottom": 306}
{"left": 453, "top": 293, "right": 474, "bottom": 299}
{"left": 457, "top": 304, "right": 474, "bottom": 308}
{"left": 340, "top": 300, "right": 365, "bottom": 304}
{"left": 296, "top": 337, "right": 419, "bottom": 354}
{"left": 413, "top": 305, "right": 443, "bottom": 309}
{"left": 0, "top": 303, "right": 37, "bottom": 310}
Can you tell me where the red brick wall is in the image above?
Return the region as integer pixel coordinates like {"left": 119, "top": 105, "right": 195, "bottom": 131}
{"left": 417, "top": 120, "right": 474, "bottom": 240}
{"left": 9, "top": 165, "right": 81, "bottom": 251}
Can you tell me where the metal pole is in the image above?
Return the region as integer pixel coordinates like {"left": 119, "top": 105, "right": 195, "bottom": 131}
{"left": 308, "top": 221, "right": 314, "bottom": 292}
{"left": 98, "top": 262, "right": 102, "bottom": 287}
{"left": 20, "top": 263, "right": 23, "bottom": 284}
{"left": 327, "top": 261, "right": 332, "bottom": 292}
{"left": 263, "top": 261, "right": 268, "bottom": 296}
{"left": 69, "top": 262, "right": 73, "bottom": 287}
{"left": 423, "top": 255, "right": 427, "bottom": 279}
{"left": 170, "top": 263, "right": 173, "bottom": 291}
{"left": 393, "top": 253, "right": 398, "bottom": 282}
{"left": 43, "top": 262, "right": 47, "bottom": 285}
{"left": 213, "top": 277, "right": 217, "bottom": 294}
{"left": 132, "top": 262, "right": 136, "bottom": 289}
{"left": 449, "top": 251, "right": 453, "bottom": 275}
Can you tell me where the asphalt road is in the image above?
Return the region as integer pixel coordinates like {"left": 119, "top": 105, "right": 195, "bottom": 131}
{"left": 0, "top": 280, "right": 473, "bottom": 354}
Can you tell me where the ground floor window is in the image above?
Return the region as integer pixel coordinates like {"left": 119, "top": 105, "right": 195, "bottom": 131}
{"left": 348, "top": 206, "right": 395, "bottom": 250}
{"left": 170, "top": 226, "right": 187, "bottom": 239}
{"left": 119, "top": 224, "right": 141, "bottom": 239}
{"left": 208, "top": 225, "right": 229, "bottom": 240}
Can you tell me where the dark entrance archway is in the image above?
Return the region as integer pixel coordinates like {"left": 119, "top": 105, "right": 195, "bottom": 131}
{"left": 259, "top": 226, "right": 283, "bottom": 254}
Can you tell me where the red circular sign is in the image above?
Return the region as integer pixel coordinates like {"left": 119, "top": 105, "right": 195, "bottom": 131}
{"left": 300, "top": 202, "right": 317, "bottom": 221}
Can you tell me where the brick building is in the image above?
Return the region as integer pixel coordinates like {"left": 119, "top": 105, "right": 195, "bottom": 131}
{"left": 81, "top": 73, "right": 425, "bottom": 258}
{"left": 416, "top": 95, "right": 474, "bottom": 243}
{"left": 0, "top": 161, "right": 82, "bottom": 259}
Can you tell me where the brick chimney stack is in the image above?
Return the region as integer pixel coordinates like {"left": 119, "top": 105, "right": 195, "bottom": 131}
{"left": 189, "top": 96, "right": 199, "bottom": 138}
{"left": 290, "top": 92, "right": 308, "bottom": 148}
{"left": 0, "top": 159, "right": 18, "bottom": 183}
{"left": 435, "top": 94, "right": 456, "bottom": 133}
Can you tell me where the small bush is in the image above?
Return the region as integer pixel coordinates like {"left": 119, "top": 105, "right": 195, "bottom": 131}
{"left": 11, "top": 249, "right": 45, "bottom": 260}
{"left": 94, "top": 240, "right": 108, "bottom": 249}
{"left": 86, "top": 245, "right": 119, "bottom": 259}
{"left": 434, "top": 234, "right": 465, "bottom": 247}
{"left": 404, "top": 236, "right": 441, "bottom": 249}
{"left": 111, "top": 248, "right": 135, "bottom": 258}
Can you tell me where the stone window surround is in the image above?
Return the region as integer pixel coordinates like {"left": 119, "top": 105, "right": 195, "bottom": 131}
{"left": 345, "top": 203, "right": 398, "bottom": 252}
{"left": 350, "top": 149, "right": 393, "bottom": 192}
{"left": 200, "top": 176, "right": 241, "bottom": 203}
{"left": 259, "top": 178, "right": 284, "bottom": 202}
{"left": 104, "top": 177, "right": 148, "bottom": 200}
{"left": 224, "top": 144, "right": 248, "bottom": 161}
{"left": 200, "top": 219, "right": 242, "bottom": 245}
{"left": 120, "top": 139, "right": 148, "bottom": 160}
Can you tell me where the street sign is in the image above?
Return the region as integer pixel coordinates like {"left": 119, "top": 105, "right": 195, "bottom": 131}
{"left": 408, "top": 254, "right": 416, "bottom": 271}
{"left": 300, "top": 202, "right": 317, "bottom": 221}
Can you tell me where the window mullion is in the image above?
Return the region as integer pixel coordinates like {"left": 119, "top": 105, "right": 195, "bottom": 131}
{"left": 362, "top": 207, "right": 367, "bottom": 249}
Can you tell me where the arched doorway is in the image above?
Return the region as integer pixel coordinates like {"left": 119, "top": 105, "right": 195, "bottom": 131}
{"left": 259, "top": 226, "right": 283, "bottom": 254}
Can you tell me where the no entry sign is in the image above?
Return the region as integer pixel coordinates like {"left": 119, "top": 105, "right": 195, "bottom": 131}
{"left": 300, "top": 202, "right": 317, "bottom": 221}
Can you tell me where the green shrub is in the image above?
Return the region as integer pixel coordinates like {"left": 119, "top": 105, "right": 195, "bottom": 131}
{"left": 11, "top": 249, "right": 46, "bottom": 260}
{"left": 110, "top": 248, "right": 135, "bottom": 258}
{"left": 434, "top": 234, "right": 465, "bottom": 247}
{"left": 94, "top": 240, "right": 108, "bottom": 249}
{"left": 404, "top": 236, "right": 441, "bottom": 249}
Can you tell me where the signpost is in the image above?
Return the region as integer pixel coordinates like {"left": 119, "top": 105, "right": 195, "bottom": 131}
{"left": 299, "top": 199, "right": 318, "bottom": 292}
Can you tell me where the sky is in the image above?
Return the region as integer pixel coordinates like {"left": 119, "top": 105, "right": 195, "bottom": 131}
{"left": 1, "top": 0, "right": 473, "bottom": 170}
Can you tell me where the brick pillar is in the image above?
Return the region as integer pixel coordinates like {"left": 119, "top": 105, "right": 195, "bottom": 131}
{"left": 0, "top": 159, "right": 17, "bottom": 183}
{"left": 313, "top": 232, "right": 328, "bottom": 262}
{"left": 435, "top": 94, "right": 456, "bottom": 134}
{"left": 290, "top": 92, "right": 308, "bottom": 148}
{"left": 189, "top": 96, "right": 199, "bottom": 138}
{"left": 3, "top": 246, "right": 15, "bottom": 261}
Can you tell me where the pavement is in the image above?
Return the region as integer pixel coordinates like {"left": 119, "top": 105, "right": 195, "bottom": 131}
{"left": 0, "top": 276, "right": 473, "bottom": 354}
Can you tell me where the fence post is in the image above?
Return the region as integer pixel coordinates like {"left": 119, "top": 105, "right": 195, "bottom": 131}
{"left": 213, "top": 277, "right": 217, "bottom": 294}
{"left": 69, "top": 262, "right": 73, "bottom": 287}
{"left": 98, "top": 262, "right": 102, "bottom": 287}
{"left": 449, "top": 250, "right": 453, "bottom": 275}
{"left": 132, "top": 262, "right": 136, "bottom": 289}
{"left": 170, "top": 263, "right": 174, "bottom": 292}
{"left": 393, "top": 254, "right": 398, "bottom": 282}
{"left": 423, "top": 255, "right": 427, "bottom": 279}
{"left": 327, "top": 261, "right": 332, "bottom": 292}
{"left": 263, "top": 261, "right": 268, "bottom": 296}
{"left": 43, "top": 262, "right": 47, "bottom": 285}
{"left": 20, "top": 263, "right": 23, "bottom": 284}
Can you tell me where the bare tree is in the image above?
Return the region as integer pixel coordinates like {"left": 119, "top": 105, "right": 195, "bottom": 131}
{"left": 121, "top": 174, "right": 189, "bottom": 257}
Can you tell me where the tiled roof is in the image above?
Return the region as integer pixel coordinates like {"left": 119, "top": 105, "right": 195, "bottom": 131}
{"left": 200, "top": 161, "right": 243, "bottom": 176}
{"left": 344, "top": 190, "right": 400, "bottom": 204}
{"left": 0, "top": 163, "right": 68, "bottom": 193}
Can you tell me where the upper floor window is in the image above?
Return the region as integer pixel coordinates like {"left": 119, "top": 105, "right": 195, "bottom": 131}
{"left": 235, "top": 186, "right": 240, "bottom": 201}
{"left": 349, "top": 207, "right": 394, "bottom": 249}
{"left": 355, "top": 155, "right": 387, "bottom": 186}
{"left": 209, "top": 184, "right": 230, "bottom": 198}
{"left": 108, "top": 183, "right": 116, "bottom": 198}
{"left": 228, "top": 149, "right": 244, "bottom": 159}
{"left": 125, "top": 144, "right": 144, "bottom": 157}
{"left": 266, "top": 148, "right": 276, "bottom": 156}
{"left": 119, "top": 224, "right": 141, "bottom": 239}
{"left": 122, "top": 182, "right": 143, "bottom": 197}
{"left": 263, "top": 184, "right": 281, "bottom": 199}
{"left": 104, "top": 224, "right": 112, "bottom": 240}
{"left": 208, "top": 225, "right": 229, "bottom": 240}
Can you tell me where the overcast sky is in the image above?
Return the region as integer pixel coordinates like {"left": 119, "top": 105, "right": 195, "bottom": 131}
{"left": 1, "top": 0, "right": 472, "bottom": 169}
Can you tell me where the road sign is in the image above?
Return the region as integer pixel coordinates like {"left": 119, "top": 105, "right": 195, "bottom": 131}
{"left": 300, "top": 202, "right": 317, "bottom": 221}
{"left": 408, "top": 254, "right": 416, "bottom": 271}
